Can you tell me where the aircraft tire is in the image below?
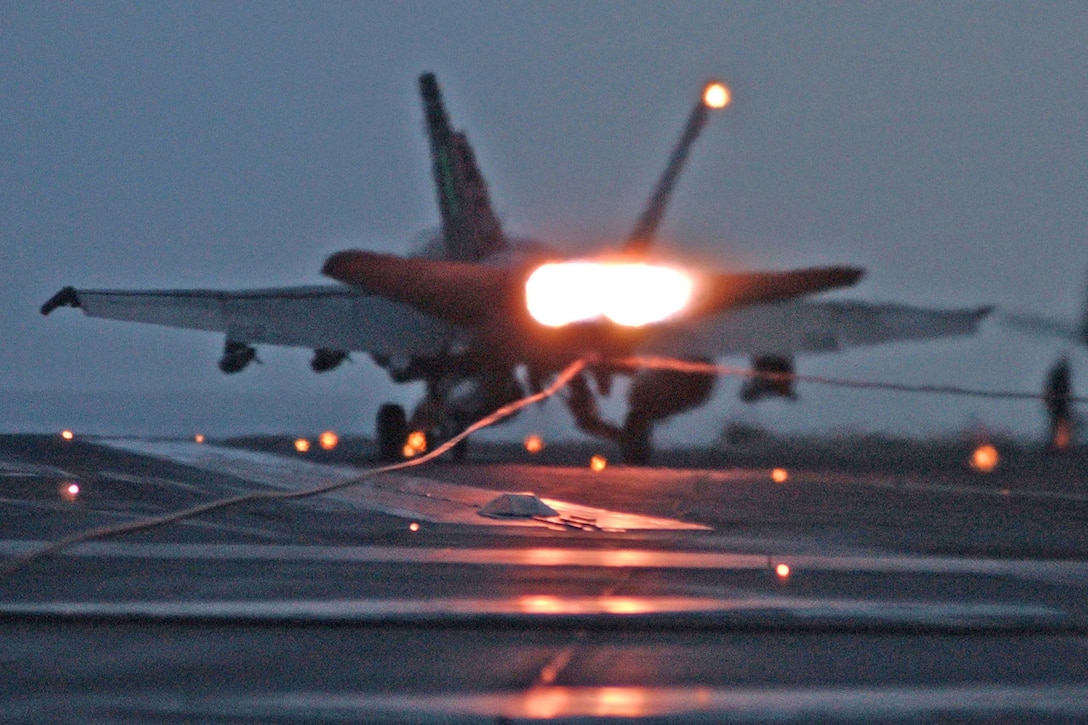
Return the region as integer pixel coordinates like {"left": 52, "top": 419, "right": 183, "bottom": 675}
{"left": 376, "top": 403, "right": 408, "bottom": 462}
{"left": 620, "top": 413, "right": 651, "bottom": 466}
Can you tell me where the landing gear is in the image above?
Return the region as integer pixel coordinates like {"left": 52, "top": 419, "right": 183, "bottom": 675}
{"left": 622, "top": 362, "right": 716, "bottom": 466}
{"left": 376, "top": 403, "right": 407, "bottom": 462}
{"left": 620, "top": 412, "right": 651, "bottom": 466}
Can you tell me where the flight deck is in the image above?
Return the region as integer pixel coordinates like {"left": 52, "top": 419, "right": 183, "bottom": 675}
{"left": 2, "top": 433, "right": 1088, "bottom": 723}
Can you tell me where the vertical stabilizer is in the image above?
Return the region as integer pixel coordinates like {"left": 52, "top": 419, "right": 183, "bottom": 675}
{"left": 625, "top": 81, "right": 730, "bottom": 255}
{"left": 419, "top": 73, "right": 506, "bottom": 262}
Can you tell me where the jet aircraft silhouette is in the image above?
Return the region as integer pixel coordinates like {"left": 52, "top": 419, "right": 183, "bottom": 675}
{"left": 43, "top": 73, "right": 990, "bottom": 463}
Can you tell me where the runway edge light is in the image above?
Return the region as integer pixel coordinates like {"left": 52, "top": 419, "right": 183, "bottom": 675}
{"left": 970, "top": 443, "right": 999, "bottom": 473}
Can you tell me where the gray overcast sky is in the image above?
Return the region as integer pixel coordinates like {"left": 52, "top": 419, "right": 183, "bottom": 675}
{"left": 2, "top": 2, "right": 1087, "bottom": 441}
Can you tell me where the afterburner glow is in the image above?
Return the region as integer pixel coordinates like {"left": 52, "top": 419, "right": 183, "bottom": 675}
{"left": 526, "top": 262, "right": 694, "bottom": 328}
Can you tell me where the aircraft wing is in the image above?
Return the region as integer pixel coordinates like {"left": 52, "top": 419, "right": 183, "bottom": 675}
{"left": 41, "top": 285, "right": 459, "bottom": 357}
{"left": 639, "top": 300, "right": 993, "bottom": 357}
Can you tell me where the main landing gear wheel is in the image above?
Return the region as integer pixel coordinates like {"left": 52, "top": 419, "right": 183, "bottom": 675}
{"left": 376, "top": 403, "right": 407, "bottom": 462}
{"left": 620, "top": 413, "right": 651, "bottom": 466}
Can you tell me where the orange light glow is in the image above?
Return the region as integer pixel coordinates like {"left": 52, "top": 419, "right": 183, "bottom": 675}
{"left": 294, "top": 438, "right": 311, "bottom": 453}
{"left": 524, "top": 686, "right": 570, "bottom": 719}
{"left": 771, "top": 467, "right": 789, "bottom": 483}
{"left": 970, "top": 443, "right": 999, "bottom": 473}
{"left": 524, "top": 434, "right": 544, "bottom": 454}
{"left": 525, "top": 261, "right": 694, "bottom": 328}
{"left": 1054, "top": 419, "right": 1072, "bottom": 451}
{"left": 596, "top": 687, "right": 649, "bottom": 717}
{"left": 590, "top": 455, "right": 608, "bottom": 472}
{"left": 409, "top": 522, "right": 420, "bottom": 532}
{"left": 60, "top": 482, "right": 80, "bottom": 502}
{"left": 194, "top": 434, "right": 205, "bottom": 444}
{"left": 523, "top": 686, "right": 650, "bottom": 719}
{"left": 319, "top": 431, "right": 339, "bottom": 450}
{"left": 60, "top": 430, "right": 74, "bottom": 441}
{"left": 703, "top": 82, "right": 730, "bottom": 109}
{"left": 402, "top": 430, "right": 427, "bottom": 459}
{"left": 775, "top": 563, "right": 791, "bottom": 579}
{"left": 407, "top": 430, "right": 427, "bottom": 453}
{"left": 517, "top": 595, "right": 566, "bottom": 615}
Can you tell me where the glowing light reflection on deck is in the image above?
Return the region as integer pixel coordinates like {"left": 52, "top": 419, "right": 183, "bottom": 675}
{"left": 1054, "top": 419, "right": 1072, "bottom": 451}
{"left": 596, "top": 687, "right": 649, "bottom": 717}
{"left": 771, "top": 467, "right": 789, "bottom": 483}
{"left": 524, "top": 687, "right": 650, "bottom": 718}
{"left": 524, "top": 549, "right": 571, "bottom": 566}
{"left": 524, "top": 687, "right": 570, "bottom": 719}
{"left": 512, "top": 595, "right": 682, "bottom": 616}
{"left": 590, "top": 455, "right": 608, "bottom": 472}
{"left": 516, "top": 595, "right": 565, "bottom": 614}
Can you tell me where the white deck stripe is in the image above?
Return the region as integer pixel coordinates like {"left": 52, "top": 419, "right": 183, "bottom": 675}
{"left": 0, "top": 595, "right": 1062, "bottom": 626}
{"left": 9, "top": 684, "right": 1088, "bottom": 722}
{"left": 3, "top": 540, "right": 1086, "bottom": 584}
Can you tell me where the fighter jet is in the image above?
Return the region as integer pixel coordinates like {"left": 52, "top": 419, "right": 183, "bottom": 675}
{"left": 42, "top": 73, "right": 990, "bottom": 463}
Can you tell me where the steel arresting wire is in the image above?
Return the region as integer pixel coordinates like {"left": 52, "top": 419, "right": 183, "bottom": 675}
{"left": 0, "top": 361, "right": 588, "bottom": 577}
{"left": 2, "top": 353, "right": 1083, "bottom": 577}
{"left": 616, "top": 356, "right": 1088, "bottom": 405}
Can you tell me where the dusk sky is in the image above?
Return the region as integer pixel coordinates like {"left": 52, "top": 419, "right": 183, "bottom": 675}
{"left": 2, "top": 3, "right": 1087, "bottom": 443}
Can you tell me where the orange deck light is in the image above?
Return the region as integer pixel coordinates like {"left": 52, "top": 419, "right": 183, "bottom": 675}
{"left": 970, "top": 443, "right": 999, "bottom": 473}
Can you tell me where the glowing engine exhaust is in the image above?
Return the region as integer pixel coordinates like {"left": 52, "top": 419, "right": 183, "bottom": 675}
{"left": 525, "top": 261, "right": 695, "bottom": 328}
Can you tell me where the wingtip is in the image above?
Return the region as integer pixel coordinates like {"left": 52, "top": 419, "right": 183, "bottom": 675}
{"left": 321, "top": 250, "right": 381, "bottom": 286}
{"left": 826, "top": 266, "right": 865, "bottom": 288}
{"left": 41, "top": 286, "right": 80, "bottom": 316}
